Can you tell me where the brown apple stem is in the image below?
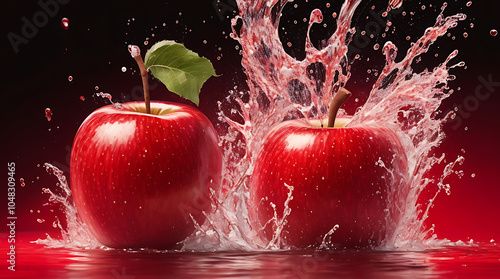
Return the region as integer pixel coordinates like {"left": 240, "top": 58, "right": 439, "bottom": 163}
{"left": 327, "top": 87, "right": 352, "bottom": 128}
{"left": 129, "top": 45, "right": 151, "bottom": 114}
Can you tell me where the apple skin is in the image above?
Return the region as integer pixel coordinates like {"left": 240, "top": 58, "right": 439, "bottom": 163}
{"left": 250, "top": 118, "right": 409, "bottom": 249}
{"left": 70, "top": 101, "right": 222, "bottom": 249}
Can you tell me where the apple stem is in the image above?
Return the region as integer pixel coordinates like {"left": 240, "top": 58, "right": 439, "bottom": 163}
{"left": 327, "top": 88, "right": 352, "bottom": 128}
{"left": 129, "top": 45, "right": 151, "bottom": 114}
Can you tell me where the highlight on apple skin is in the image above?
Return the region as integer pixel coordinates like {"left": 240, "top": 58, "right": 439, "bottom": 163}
{"left": 250, "top": 118, "right": 409, "bottom": 249}
{"left": 70, "top": 101, "right": 222, "bottom": 249}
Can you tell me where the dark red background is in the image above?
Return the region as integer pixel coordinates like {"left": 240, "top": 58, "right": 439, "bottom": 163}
{"left": 1, "top": 0, "right": 499, "bottom": 244}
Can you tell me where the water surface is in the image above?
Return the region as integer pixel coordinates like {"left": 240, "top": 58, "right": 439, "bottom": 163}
{"left": 6, "top": 233, "right": 500, "bottom": 278}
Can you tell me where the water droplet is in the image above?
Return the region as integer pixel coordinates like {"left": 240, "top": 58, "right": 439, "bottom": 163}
{"left": 491, "top": 29, "right": 498, "bottom": 37}
{"left": 37, "top": 219, "right": 45, "bottom": 224}
{"left": 332, "top": 12, "right": 337, "bottom": 18}
{"left": 61, "top": 17, "right": 69, "bottom": 30}
{"left": 421, "top": 5, "right": 426, "bottom": 10}
{"left": 466, "top": 1, "right": 472, "bottom": 7}
{"left": 20, "top": 178, "right": 25, "bottom": 187}
{"left": 287, "top": 42, "right": 292, "bottom": 47}
{"left": 45, "top": 108, "right": 52, "bottom": 121}
{"left": 470, "top": 23, "right": 474, "bottom": 28}
{"left": 121, "top": 66, "right": 127, "bottom": 72}
{"left": 373, "top": 43, "right": 380, "bottom": 50}
{"left": 95, "top": 86, "right": 99, "bottom": 91}
{"left": 144, "top": 40, "right": 149, "bottom": 45}
{"left": 68, "top": 76, "right": 73, "bottom": 82}
{"left": 203, "top": 40, "right": 207, "bottom": 44}
{"left": 406, "top": 36, "right": 411, "bottom": 41}
{"left": 80, "top": 96, "right": 85, "bottom": 101}
{"left": 471, "top": 173, "right": 476, "bottom": 178}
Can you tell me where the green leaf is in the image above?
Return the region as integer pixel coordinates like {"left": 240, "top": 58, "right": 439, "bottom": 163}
{"left": 144, "top": 40, "right": 216, "bottom": 105}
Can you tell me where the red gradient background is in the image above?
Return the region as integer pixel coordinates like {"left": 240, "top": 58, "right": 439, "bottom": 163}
{"left": 1, "top": 0, "right": 499, "bottom": 245}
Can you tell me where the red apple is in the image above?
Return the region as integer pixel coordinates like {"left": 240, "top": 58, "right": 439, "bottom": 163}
{"left": 250, "top": 118, "right": 409, "bottom": 249}
{"left": 70, "top": 101, "right": 222, "bottom": 249}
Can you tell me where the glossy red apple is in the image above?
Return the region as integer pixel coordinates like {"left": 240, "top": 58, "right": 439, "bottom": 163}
{"left": 250, "top": 117, "right": 409, "bottom": 249}
{"left": 70, "top": 101, "right": 222, "bottom": 249}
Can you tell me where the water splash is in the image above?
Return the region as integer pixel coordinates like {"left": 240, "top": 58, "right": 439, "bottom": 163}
{"left": 319, "top": 224, "right": 341, "bottom": 249}
{"left": 33, "top": 164, "right": 101, "bottom": 249}
{"left": 191, "top": 0, "right": 467, "bottom": 251}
